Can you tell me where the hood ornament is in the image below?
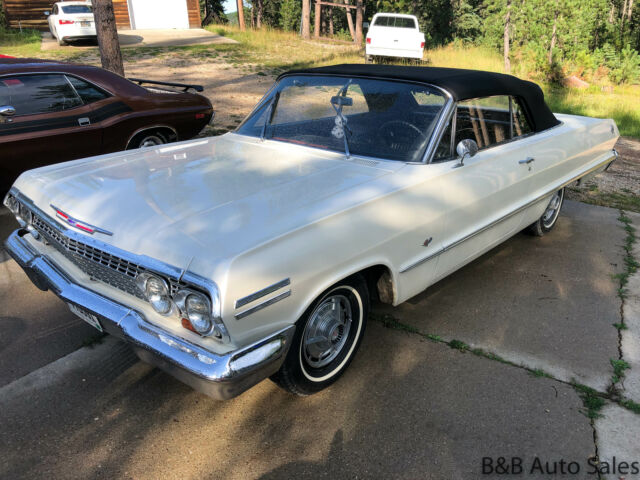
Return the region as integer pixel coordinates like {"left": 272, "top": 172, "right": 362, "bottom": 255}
{"left": 50, "top": 205, "right": 113, "bottom": 236}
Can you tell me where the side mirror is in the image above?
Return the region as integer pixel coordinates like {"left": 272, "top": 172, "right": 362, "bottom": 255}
{"left": 0, "top": 106, "right": 15, "bottom": 123}
{"left": 455, "top": 139, "right": 478, "bottom": 167}
{"left": 44, "top": 10, "right": 50, "bottom": 16}
{"left": 363, "top": 22, "right": 370, "bottom": 29}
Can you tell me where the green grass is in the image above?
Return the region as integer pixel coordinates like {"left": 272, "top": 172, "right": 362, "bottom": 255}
{"left": 573, "top": 382, "right": 607, "bottom": 419}
{"left": 423, "top": 44, "right": 640, "bottom": 139}
{"left": 0, "top": 28, "right": 43, "bottom": 57}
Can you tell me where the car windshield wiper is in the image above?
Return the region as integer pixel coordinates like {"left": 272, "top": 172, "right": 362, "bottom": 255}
{"left": 330, "top": 80, "right": 353, "bottom": 159}
{"left": 261, "top": 92, "right": 279, "bottom": 141}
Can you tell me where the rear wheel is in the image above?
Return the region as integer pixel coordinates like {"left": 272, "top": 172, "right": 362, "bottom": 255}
{"left": 526, "top": 188, "right": 565, "bottom": 236}
{"left": 365, "top": 54, "right": 373, "bottom": 64}
{"left": 127, "top": 130, "right": 169, "bottom": 149}
{"left": 58, "top": 36, "right": 66, "bottom": 46}
{"left": 271, "top": 275, "right": 369, "bottom": 396}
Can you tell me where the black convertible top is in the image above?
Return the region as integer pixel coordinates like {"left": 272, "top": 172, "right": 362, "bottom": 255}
{"left": 281, "top": 64, "right": 559, "bottom": 132}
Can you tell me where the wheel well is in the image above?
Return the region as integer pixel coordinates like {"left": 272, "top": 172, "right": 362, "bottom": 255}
{"left": 126, "top": 126, "right": 178, "bottom": 149}
{"left": 358, "top": 264, "right": 395, "bottom": 305}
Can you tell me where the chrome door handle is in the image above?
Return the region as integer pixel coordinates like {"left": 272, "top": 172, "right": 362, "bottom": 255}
{"left": 519, "top": 157, "right": 535, "bottom": 165}
{"left": 78, "top": 117, "right": 90, "bottom": 126}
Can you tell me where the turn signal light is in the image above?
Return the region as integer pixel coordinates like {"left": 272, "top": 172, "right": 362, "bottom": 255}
{"left": 59, "top": 19, "right": 75, "bottom": 24}
{"left": 195, "top": 113, "right": 205, "bottom": 119}
{"left": 366, "top": 37, "right": 371, "bottom": 44}
{"left": 420, "top": 41, "right": 425, "bottom": 48}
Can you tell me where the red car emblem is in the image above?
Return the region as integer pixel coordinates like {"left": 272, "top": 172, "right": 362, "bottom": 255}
{"left": 50, "top": 205, "right": 113, "bottom": 236}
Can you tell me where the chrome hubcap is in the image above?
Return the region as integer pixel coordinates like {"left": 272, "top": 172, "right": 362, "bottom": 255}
{"left": 302, "top": 294, "right": 352, "bottom": 368}
{"left": 542, "top": 190, "right": 563, "bottom": 228}
{"left": 140, "top": 135, "right": 163, "bottom": 148}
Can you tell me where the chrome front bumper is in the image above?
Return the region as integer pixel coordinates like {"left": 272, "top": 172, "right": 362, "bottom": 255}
{"left": 5, "top": 229, "right": 295, "bottom": 400}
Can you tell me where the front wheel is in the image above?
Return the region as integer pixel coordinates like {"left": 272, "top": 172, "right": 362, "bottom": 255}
{"left": 271, "top": 275, "right": 369, "bottom": 396}
{"left": 526, "top": 188, "right": 565, "bottom": 236}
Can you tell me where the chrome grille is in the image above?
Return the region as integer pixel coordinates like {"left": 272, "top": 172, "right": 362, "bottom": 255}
{"left": 29, "top": 209, "right": 184, "bottom": 299}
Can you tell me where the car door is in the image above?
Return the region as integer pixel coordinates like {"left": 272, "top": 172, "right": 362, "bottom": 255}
{"left": 430, "top": 96, "right": 535, "bottom": 281}
{"left": 0, "top": 73, "right": 103, "bottom": 186}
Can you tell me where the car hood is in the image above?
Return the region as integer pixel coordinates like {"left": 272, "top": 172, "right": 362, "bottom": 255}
{"left": 14, "top": 134, "right": 401, "bottom": 274}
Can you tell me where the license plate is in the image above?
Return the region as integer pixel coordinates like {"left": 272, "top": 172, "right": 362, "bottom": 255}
{"left": 80, "top": 21, "right": 90, "bottom": 27}
{"left": 68, "top": 303, "right": 103, "bottom": 332}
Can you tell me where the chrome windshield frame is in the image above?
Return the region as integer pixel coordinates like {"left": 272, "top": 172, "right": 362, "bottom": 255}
{"left": 234, "top": 73, "right": 454, "bottom": 165}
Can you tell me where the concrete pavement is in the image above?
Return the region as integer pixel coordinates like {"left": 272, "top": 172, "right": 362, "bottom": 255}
{"left": 0, "top": 209, "right": 97, "bottom": 387}
{"left": 0, "top": 201, "right": 638, "bottom": 479}
{"left": 376, "top": 201, "right": 624, "bottom": 391}
{"left": 41, "top": 29, "right": 237, "bottom": 51}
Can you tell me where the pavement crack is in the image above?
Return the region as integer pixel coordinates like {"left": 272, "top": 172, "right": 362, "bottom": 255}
{"left": 371, "top": 311, "right": 640, "bottom": 417}
{"left": 607, "top": 211, "right": 638, "bottom": 398}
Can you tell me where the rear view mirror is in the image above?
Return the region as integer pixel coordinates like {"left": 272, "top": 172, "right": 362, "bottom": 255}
{"left": 455, "top": 138, "right": 478, "bottom": 167}
{"left": 44, "top": 10, "right": 50, "bottom": 16}
{"left": 331, "top": 96, "right": 353, "bottom": 107}
{"left": 363, "top": 22, "right": 370, "bottom": 29}
{"left": 0, "top": 105, "right": 16, "bottom": 123}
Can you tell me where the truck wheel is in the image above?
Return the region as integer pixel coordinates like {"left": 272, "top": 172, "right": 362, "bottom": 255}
{"left": 365, "top": 54, "right": 373, "bottom": 64}
{"left": 271, "top": 275, "right": 369, "bottom": 396}
{"left": 526, "top": 188, "right": 564, "bottom": 236}
{"left": 58, "top": 36, "right": 67, "bottom": 46}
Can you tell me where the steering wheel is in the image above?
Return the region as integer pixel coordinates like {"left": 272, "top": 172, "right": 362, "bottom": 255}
{"left": 378, "top": 120, "right": 425, "bottom": 151}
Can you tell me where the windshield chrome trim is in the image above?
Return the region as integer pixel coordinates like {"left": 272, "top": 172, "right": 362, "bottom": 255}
{"left": 236, "top": 73, "right": 454, "bottom": 165}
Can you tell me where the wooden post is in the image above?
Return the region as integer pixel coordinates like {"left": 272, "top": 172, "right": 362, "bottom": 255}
{"left": 91, "top": 0, "right": 124, "bottom": 76}
{"left": 302, "top": 0, "right": 311, "bottom": 39}
{"left": 314, "top": 1, "right": 321, "bottom": 38}
{"left": 329, "top": 7, "right": 334, "bottom": 36}
{"left": 236, "top": 0, "right": 245, "bottom": 30}
{"left": 355, "top": 0, "right": 363, "bottom": 44}
{"left": 344, "top": 0, "right": 355, "bottom": 40}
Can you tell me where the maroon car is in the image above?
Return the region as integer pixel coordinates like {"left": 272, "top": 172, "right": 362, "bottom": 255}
{"left": 0, "top": 58, "right": 213, "bottom": 193}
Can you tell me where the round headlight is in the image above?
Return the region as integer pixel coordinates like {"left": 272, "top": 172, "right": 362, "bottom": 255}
{"left": 144, "top": 275, "right": 173, "bottom": 315}
{"left": 185, "top": 293, "right": 212, "bottom": 334}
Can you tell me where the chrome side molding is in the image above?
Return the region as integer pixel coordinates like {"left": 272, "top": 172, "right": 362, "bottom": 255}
{"left": 235, "top": 290, "right": 291, "bottom": 320}
{"left": 235, "top": 278, "right": 290, "bottom": 309}
{"left": 400, "top": 150, "right": 618, "bottom": 274}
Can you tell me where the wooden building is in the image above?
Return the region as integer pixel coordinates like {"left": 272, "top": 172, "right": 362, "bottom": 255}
{"left": 2, "top": 0, "right": 202, "bottom": 31}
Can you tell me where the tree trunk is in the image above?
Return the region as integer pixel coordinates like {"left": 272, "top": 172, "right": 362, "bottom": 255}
{"left": 548, "top": 0, "right": 558, "bottom": 65}
{"left": 329, "top": 7, "right": 334, "bottom": 36}
{"left": 91, "top": 0, "right": 124, "bottom": 76}
{"left": 344, "top": 0, "right": 355, "bottom": 40}
{"left": 503, "top": 0, "right": 511, "bottom": 74}
{"left": 302, "top": 0, "right": 311, "bottom": 39}
{"left": 256, "top": 0, "right": 263, "bottom": 28}
{"left": 237, "top": 0, "right": 245, "bottom": 30}
{"left": 628, "top": 0, "right": 634, "bottom": 19}
{"left": 355, "top": 0, "right": 363, "bottom": 44}
{"left": 314, "top": 1, "right": 321, "bottom": 38}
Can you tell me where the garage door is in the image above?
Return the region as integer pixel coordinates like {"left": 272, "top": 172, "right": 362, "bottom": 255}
{"left": 129, "top": 0, "right": 189, "bottom": 29}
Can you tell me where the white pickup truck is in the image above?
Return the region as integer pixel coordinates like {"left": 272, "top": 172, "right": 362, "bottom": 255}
{"left": 365, "top": 13, "right": 425, "bottom": 62}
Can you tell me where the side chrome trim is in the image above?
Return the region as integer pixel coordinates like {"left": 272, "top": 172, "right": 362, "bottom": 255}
{"left": 235, "top": 290, "right": 292, "bottom": 320}
{"left": 235, "top": 278, "right": 291, "bottom": 309}
{"left": 400, "top": 150, "right": 618, "bottom": 274}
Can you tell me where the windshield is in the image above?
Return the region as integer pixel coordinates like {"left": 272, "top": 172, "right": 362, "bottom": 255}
{"left": 237, "top": 75, "right": 447, "bottom": 162}
{"left": 61, "top": 5, "right": 93, "bottom": 14}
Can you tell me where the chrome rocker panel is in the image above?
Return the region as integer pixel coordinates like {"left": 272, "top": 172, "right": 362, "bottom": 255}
{"left": 5, "top": 229, "right": 295, "bottom": 400}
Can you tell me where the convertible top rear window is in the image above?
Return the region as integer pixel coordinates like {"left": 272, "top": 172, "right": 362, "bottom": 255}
{"left": 237, "top": 75, "right": 447, "bottom": 162}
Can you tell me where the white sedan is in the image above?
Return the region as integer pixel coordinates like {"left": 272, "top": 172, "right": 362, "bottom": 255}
{"left": 4, "top": 65, "right": 618, "bottom": 400}
{"left": 46, "top": 1, "right": 96, "bottom": 46}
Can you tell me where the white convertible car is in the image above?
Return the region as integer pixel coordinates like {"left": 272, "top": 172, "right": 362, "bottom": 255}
{"left": 4, "top": 65, "right": 618, "bottom": 399}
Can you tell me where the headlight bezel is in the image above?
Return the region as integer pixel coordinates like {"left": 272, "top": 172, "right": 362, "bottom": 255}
{"left": 135, "top": 271, "right": 228, "bottom": 341}
{"left": 174, "top": 289, "right": 218, "bottom": 337}
{"left": 136, "top": 272, "right": 175, "bottom": 316}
